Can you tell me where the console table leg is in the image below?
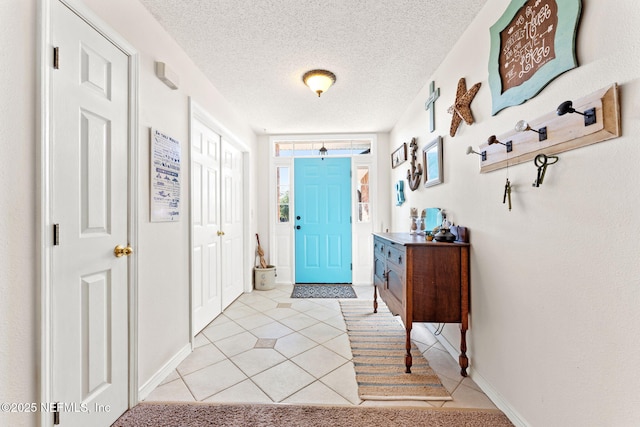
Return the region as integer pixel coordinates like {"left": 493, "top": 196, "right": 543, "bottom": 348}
{"left": 373, "top": 285, "right": 378, "bottom": 314}
{"left": 459, "top": 326, "right": 468, "bottom": 377}
{"left": 405, "top": 329, "right": 413, "bottom": 373}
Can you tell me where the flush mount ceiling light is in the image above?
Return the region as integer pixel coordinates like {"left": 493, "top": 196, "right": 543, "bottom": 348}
{"left": 302, "top": 69, "right": 336, "bottom": 97}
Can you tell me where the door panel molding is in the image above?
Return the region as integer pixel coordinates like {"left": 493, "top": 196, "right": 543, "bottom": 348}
{"left": 294, "top": 157, "right": 352, "bottom": 283}
{"left": 39, "top": 1, "right": 139, "bottom": 426}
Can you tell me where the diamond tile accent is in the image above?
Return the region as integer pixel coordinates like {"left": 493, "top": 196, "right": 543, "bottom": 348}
{"left": 255, "top": 338, "right": 277, "bottom": 349}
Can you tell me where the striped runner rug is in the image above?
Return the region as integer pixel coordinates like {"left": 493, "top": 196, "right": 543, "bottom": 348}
{"left": 339, "top": 300, "right": 452, "bottom": 401}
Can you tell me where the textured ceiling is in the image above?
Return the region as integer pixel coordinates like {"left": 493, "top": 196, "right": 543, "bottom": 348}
{"left": 139, "top": 0, "right": 488, "bottom": 135}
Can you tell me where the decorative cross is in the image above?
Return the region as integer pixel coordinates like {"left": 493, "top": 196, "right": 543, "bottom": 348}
{"left": 424, "top": 81, "right": 440, "bottom": 133}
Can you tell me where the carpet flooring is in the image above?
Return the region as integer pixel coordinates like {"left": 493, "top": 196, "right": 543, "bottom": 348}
{"left": 291, "top": 284, "right": 357, "bottom": 298}
{"left": 340, "top": 300, "right": 452, "bottom": 401}
{"left": 111, "top": 402, "right": 515, "bottom": 427}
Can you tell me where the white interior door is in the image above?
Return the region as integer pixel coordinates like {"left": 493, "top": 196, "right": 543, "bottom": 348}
{"left": 191, "top": 119, "right": 222, "bottom": 334}
{"left": 221, "top": 139, "right": 244, "bottom": 307}
{"left": 50, "top": 1, "right": 129, "bottom": 425}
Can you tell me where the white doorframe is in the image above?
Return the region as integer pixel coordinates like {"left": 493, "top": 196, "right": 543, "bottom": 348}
{"left": 268, "top": 134, "right": 377, "bottom": 286}
{"left": 188, "top": 99, "right": 251, "bottom": 343}
{"left": 38, "top": 1, "right": 140, "bottom": 425}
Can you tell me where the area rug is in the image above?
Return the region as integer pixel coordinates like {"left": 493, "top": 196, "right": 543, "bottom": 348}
{"left": 291, "top": 284, "right": 357, "bottom": 298}
{"left": 339, "top": 300, "right": 452, "bottom": 401}
{"left": 112, "top": 402, "right": 514, "bottom": 427}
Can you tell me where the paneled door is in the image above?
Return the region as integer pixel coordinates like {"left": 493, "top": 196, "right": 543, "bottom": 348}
{"left": 294, "top": 158, "right": 352, "bottom": 283}
{"left": 191, "top": 119, "right": 245, "bottom": 334}
{"left": 191, "top": 119, "right": 222, "bottom": 334}
{"left": 220, "top": 139, "right": 244, "bottom": 308}
{"left": 50, "top": 1, "right": 130, "bottom": 425}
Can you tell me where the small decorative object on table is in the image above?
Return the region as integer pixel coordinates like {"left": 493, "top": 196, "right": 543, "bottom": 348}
{"left": 434, "top": 218, "right": 456, "bottom": 242}
{"left": 409, "top": 207, "right": 418, "bottom": 234}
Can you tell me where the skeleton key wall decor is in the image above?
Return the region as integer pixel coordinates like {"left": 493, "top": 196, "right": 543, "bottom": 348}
{"left": 503, "top": 178, "right": 512, "bottom": 211}
{"left": 532, "top": 154, "right": 559, "bottom": 187}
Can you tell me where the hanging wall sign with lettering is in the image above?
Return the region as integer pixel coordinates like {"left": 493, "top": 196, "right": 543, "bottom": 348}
{"left": 488, "top": 0, "right": 582, "bottom": 115}
{"left": 150, "top": 129, "right": 181, "bottom": 222}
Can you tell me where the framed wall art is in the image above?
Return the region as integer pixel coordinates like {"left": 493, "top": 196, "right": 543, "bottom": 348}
{"left": 488, "top": 0, "right": 582, "bottom": 115}
{"left": 391, "top": 143, "right": 407, "bottom": 168}
{"left": 150, "top": 128, "right": 181, "bottom": 222}
{"left": 422, "top": 136, "right": 443, "bottom": 188}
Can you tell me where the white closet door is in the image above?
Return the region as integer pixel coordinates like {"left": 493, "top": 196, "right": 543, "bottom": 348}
{"left": 50, "top": 1, "right": 130, "bottom": 425}
{"left": 221, "top": 139, "right": 244, "bottom": 308}
{"left": 191, "top": 120, "right": 222, "bottom": 334}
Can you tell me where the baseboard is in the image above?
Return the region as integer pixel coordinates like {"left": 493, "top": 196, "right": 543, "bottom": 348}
{"left": 469, "top": 370, "right": 530, "bottom": 427}
{"left": 422, "top": 323, "right": 530, "bottom": 427}
{"left": 138, "top": 342, "right": 191, "bottom": 401}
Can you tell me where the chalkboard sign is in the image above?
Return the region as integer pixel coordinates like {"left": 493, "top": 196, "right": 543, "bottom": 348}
{"left": 488, "top": 0, "right": 581, "bottom": 115}
{"left": 499, "top": 0, "right": 558, "bottom": 92}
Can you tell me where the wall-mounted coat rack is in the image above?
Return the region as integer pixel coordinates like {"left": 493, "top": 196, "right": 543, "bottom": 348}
{"left": 475, "top": 83, "right": 621, "bottom": 173}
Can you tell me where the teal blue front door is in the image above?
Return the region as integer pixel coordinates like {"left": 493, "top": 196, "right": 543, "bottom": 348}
{"left": 295, "top": 157, "right": 352, "bottom": 283}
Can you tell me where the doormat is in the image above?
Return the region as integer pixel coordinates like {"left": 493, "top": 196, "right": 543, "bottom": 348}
{"left": 339, "top": 300, "right": 452, "bottom": 401}
{"left": 291, "top": 284, "right": 357, "bottom": 299}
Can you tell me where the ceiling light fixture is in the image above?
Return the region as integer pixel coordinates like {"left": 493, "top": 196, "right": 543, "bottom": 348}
{"left": 302, "top": 69, "right": 336, "bottom": 97}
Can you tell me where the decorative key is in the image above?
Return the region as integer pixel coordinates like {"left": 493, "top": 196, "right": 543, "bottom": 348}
{"left": 532, "top": 154, "right": 559, "bottom": 187}
{"left": 503, "top": 178, "right": 512, "bottom": 211}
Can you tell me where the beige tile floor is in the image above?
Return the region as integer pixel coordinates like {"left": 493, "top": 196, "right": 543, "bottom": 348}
{"left": 145, "top": 285, "right": 496, "bottom": 409}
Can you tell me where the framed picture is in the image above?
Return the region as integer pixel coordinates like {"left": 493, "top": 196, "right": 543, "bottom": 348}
{"left": 422, "top": 136, "right": 443, "bottom": 188}
{"left": 488, "top": 0, "right": 582, "bottom": 115}
{"left": 391, "top": 143, "right": 407, "bottom": 168}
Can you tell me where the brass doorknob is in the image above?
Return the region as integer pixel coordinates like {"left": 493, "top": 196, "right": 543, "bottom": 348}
{"left": 114, "top": 244, "right": 133, "bottom": 257}
{"left": 217, "top": 231, "right": 225, "bottom": 236}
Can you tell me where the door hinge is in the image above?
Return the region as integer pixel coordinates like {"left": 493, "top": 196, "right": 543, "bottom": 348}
{"left": 350, "top": 263, "right": 353, "bottom": 270}
{"left": 53, "top": 224, "right": 60, "bottom": 246}
{"left": 53, "top": 402, "right": 60, "bottom": 425}
{"left": 53, "top": 47, "right": 59, "bottom": 69}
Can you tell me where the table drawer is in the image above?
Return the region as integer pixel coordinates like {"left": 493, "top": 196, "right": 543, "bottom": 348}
{"left": 385, "top": 244, "right": 405, "bottom": 268}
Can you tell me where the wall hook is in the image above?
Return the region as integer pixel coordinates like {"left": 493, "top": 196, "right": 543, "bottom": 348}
{"left": 515, "top": 120, "right": 547, "bottom": 141}
{"left": 487, "top": 135, "right": 513, "bottom": 153}
{"left": 556, "top": 100, "right": 596, "bottom": 126}
{"left": 466, "top": 146, "right": 486, "bottom": 161}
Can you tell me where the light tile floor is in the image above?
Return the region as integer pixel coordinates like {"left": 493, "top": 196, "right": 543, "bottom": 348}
{"left": 145, "top": 285, "right": 496, "bottom": 409}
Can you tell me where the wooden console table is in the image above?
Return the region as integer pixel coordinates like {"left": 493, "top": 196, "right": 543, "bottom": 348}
{"left": 372, "top": 232, "right": 470, "bottom": 376}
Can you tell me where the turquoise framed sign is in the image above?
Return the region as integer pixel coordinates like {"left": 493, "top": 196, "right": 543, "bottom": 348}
{"left": 488, "top": 0, "right": 582, "bottom": 115}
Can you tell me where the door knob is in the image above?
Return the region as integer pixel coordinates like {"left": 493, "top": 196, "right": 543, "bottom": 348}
{"left": 114, "top": 244, "right": 133, "bottom": 257}
{"left": 217, "top": 230, "right": 225, "bottom": 236}
{"left": 296, "top": 226, "right": 301, "bottom": 230}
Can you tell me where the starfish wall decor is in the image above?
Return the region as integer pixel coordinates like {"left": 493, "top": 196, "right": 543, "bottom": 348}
{"left": 448, "top": 77, "right": 481, "bottom": 137}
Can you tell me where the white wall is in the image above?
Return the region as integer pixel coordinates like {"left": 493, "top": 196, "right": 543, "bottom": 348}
{"left": 0, "top": 2, "right": 38, "bottom": 427}
{"left": 388, "top": 1, "right": 640, "bottom": 426}
{"left": 0, "top": 1, "right": 257, "bottom": 426}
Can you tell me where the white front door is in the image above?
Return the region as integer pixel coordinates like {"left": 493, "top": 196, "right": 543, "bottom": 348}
{"left": 191, "top": 119, "right": 222, "bottom": 333}
{"left": 220, "top": 139, "right": 244, "bottom": 308}
{"left": 50, "top": 1, "right": 130, "bottom": 425}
